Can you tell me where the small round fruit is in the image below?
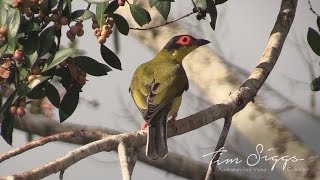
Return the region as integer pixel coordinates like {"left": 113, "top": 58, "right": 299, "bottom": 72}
{"left": 44, "top": 16, "right": 51, "bottom": 23}
{"left": 27, "top": 75, "right": 36, "bottom": 82}
{"left": 94, "top": 28, "right": 101, "bottom": 37}
{"left": 67, "top": 30, "right": 75, "bottom": 41}
{"left": 13, "top": 49, "right": 24, "bottom": 63}
{"left": 75, "top": 22, "right": 83, "bottom": 30}
{"left": 70, "top": 25, "right": 78, "bottom": 34}
{"left": 0, "top": 26, "right": 7, "bottom": 35}
{"left": 101, "top": 29, "right": 110, "bottom": 38}
{"left": 16, "top": 107, "right": 26, "bottom": 117}
{"left": 98, "top": 36, "right": 106, "bottom": 44}
{"left": 10, "top": 106, "right": 17, "bottom": 115}
{"left": 107, "top": 19, "right": 114, "bottom": 27}
{"left": 51, "top": 14, "right": 59, "bottom": 22}
{"left": 91, "top": 23, "right": 99, "bottom": 29}
{"left": 196, "top": 14, "right": 202, "bottom": 20}
{"left": 118, "top": 0, "right": 125, "bottom": 6}
{"left": 31, "top": 66, "right": 41, "bottom": 74}
{"left": 60, "top": 16, "right": 69, "bottom": 25}
{"left": 77, "top": 29, "right": 84, "bottom": 37}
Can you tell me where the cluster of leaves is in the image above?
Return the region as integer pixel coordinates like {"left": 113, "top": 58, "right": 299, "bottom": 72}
{"left": 0, "top": 0, "right": 123, "bottom": 145}
{"left": 0, "top": 0, "right": 228, "bottom": 145}
{"left": 308, "top": 17, "right": 320, "bottom": 91}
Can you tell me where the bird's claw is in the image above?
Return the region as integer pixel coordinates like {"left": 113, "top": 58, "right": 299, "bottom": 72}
{"left": 168, "top": 117, "right": 177, "bottom": 132}
{"left": 141, "top": 122, "right": 148, "bottom": 130}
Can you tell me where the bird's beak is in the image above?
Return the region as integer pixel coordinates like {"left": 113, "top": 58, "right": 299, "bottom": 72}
{"left": 194, "top": 39, "right": 210, "bottom": 46}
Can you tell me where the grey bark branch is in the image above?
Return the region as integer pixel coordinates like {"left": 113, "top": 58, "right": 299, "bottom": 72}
{"left": 0, "top": 130, "right": 105, "bottom": 163}
{"left": 205, "top": 117, "right": 232, "bottom": 180}
{"left": 8, "top": 115, "right": 243, "bottom": 180}
{"left": 118, "top": 143, "right": 136, "bottom": 180}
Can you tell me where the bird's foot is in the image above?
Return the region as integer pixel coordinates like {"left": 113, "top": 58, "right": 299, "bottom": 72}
{"left": 141, "top": 122, "right": 148, "bottom": 130}
{"left": 168, "top": 117, "right": 177, "bottom": 132}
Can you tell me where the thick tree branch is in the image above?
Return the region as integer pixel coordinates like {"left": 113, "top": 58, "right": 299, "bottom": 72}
{"left": 204, "top": 0, "right": 298, "bottom": 178}
{"left": 0, "top": 130, "right": 105, "bottom": 163}
{"left": 10, "top": 115, "right": 243, "bottom": 180}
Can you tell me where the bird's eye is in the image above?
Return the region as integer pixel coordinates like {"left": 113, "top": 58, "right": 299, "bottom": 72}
{"left": 176, "top": 36, "right": 192, "bottom": 45}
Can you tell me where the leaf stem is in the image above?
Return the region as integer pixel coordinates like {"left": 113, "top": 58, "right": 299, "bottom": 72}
{"left": 307, "top": 0, "right": 320, "bottom": 17}
{"left": 129, "top": 11, "right": 195, "bottom": 31}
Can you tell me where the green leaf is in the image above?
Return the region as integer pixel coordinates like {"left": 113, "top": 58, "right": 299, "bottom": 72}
{"left": 196, "top": 0, "right": 207, "bottom": 9}
{"left": 19, "top": 76, "right": 51, "bottom": 97}
{"left": 311, "top": 77, "right": 320, "bottom": 91}
{"left": 6, "top": 8, "right": 21, "bottom": 53}
{"left": 20, "top": 21, "right": 41, "bottom": 32}
{"left": 45, "top": 83, "right": 60, "bottom": 108}
{"left": 41, "top": 0, "right": 58, "bottom": 15}
{"left": 0, "top": 0, "right": 8, "bottom": 26}
{"left": 215, "top": 0, "right": 227, "bottom": 5}
{"left": 112, "top": 14, "right": 129, "bottom": 35}
{"left": 149, "top": 0, "right": 157, "bottom": 7}
{"left": 105, "top": 0, "right": 119, "bottom": 14}
{"left": 19, "top": 35, "right": 40, "bottom": 67}
{"left": 42, "top": 48, "right": 77, "bottom": 72}
{"left": 154, "top": 1, "right": 171, "bottom": 20}
{"left": 59, "top": 87, "right": 79, "bottom": 122}
{"left": 71, "top": 10, "right": 95, "bottom": 21}
{"left": 27, "top": 83, "right": 46, "bottom": 99}
{"left": 96, "top": 3, "right": 108, "bottom": 28}
{"left": 18, "top": 35, "right": 40, "bottom": 55}
{"left": 0, "top": 90, "right": 18, "bottom": 118}
{"left": 62, "top": 0, "right": 72, "bottom": 19}
{"left": 129, "top": 4, "right": 151, "bottom": 27}
{"left": 100, "top": 44, "right": 122, "bottom": 70}
{"left": 1, "top": 113, "right": 14, "bottom": 145}
{"left": 84, "top": 0, "right": 113, "bottom": 3}
{"left": 0, "top": 90, "right": 18, "bottom": 145}
{"left": 307, "top": 27, "right": 320, "bottom": 56}
{"left": 39, "top": 26, "right": 56, "bottom": 57}
{"left": 0, "top": 43, "right": 8, "bottom": 57}
{"left": 72, "top": 56, "right": 112, "bottom": 76}
{"left": 206, "top": 0, "right": 217, "bottom": 30}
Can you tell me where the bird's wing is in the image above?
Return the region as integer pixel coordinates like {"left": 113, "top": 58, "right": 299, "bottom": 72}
{"left": 130, "top": 62, "right": 188, "bottom": 123}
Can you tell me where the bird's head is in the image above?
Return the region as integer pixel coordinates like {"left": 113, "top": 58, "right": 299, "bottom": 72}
{"left": 162, "top": 35, "right": 210, "bottom": 61}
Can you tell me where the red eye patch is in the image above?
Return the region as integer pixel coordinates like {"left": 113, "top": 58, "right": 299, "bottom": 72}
{"left": 176, "top": 36, "right": 192, "bottom": 46}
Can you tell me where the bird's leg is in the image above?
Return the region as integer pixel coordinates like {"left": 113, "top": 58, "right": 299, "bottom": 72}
{"left": 141, "top": 121, "right": 148, "bottom": 130}
{"left": 168, "top": 113, "right": 178, "bottom": 132}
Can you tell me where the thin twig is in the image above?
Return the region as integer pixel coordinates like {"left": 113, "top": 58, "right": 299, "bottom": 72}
{"left": 129, "top": 12, "right": 195, "bottom": 31}
{"left": 86, "top": 3, "right": 91, "bottom": 10}
{"left": 59, "top": 170, "right": 64, "bottom": 180}
{"left": 205, "top": 116, "right": 232, "bottom": 180}
{"left": 307, "top": 0, "right": 320, "bottom": 17}
{"left": 0, "top": 130, "right": 105, "bottom": 163}
{"left": 118, "top": 143, "right": 137, "bottom": 180}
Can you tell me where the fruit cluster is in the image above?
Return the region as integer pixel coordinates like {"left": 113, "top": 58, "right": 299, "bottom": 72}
{"left": 10, "top": 97, "right": 27, "bottom": 117}
{"left": 92, "top": 17, "right": 114, "bottom": 44}
{"left": 12, "top": 49, "right": 25, "bottom": 64}
{"left": 12, "top": 0, "right": 43, "bottom": 17}
{"left": 0, "top": 26, "right": 7, "bottom": 43}
{"left": 67, "top": 22, "right": 85, "bottom": 41}
{"left": 193, "top": 7, "right": 207, "bottom": 20}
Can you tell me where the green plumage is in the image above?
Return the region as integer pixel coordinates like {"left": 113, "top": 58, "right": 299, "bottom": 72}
{"left": 130, "top": 35, "right": 210, "bottom": 160}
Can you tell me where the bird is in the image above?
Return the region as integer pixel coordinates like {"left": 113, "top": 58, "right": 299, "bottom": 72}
{"left": 129, "top": 35, "right": 210, "bottom": 160}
